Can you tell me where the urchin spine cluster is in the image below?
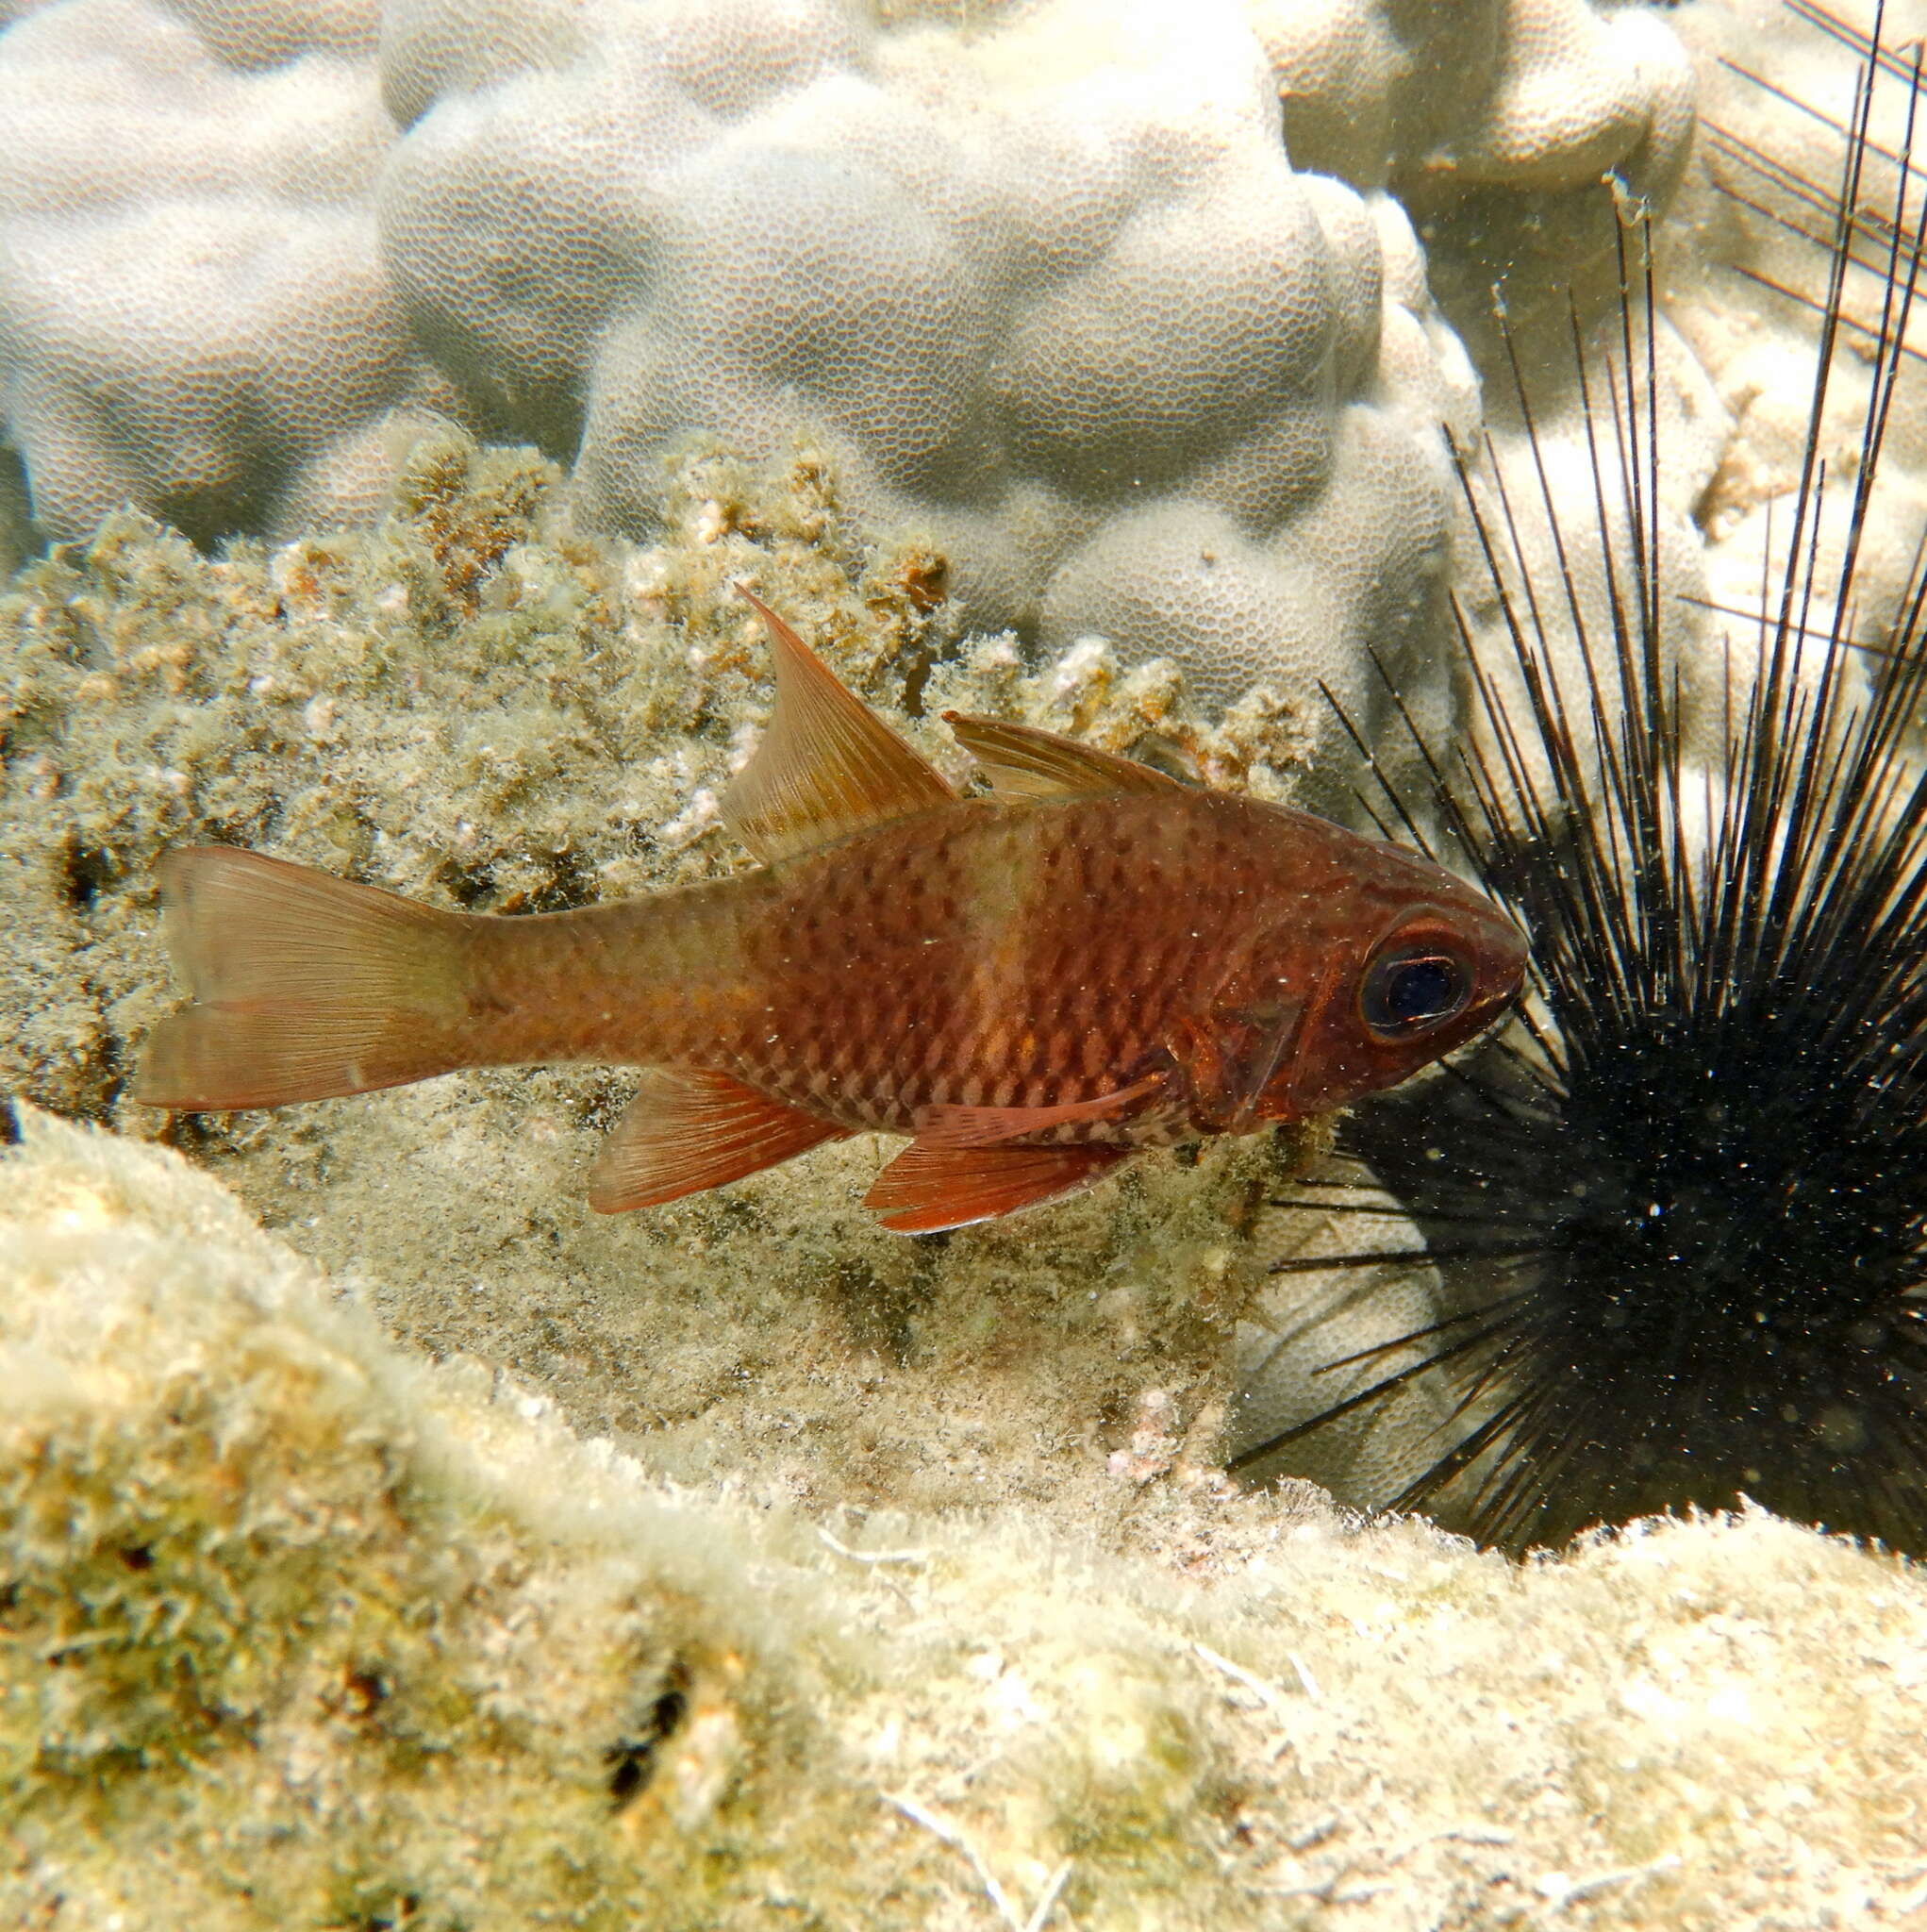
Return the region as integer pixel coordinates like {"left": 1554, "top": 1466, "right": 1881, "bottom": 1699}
{"left": 1234, "top": 18, "right": 1927, "bottom": 1557}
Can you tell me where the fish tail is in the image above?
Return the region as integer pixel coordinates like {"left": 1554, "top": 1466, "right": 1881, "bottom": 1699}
{"left": 132, "top": 846, "right": 482, "bottom": 1109}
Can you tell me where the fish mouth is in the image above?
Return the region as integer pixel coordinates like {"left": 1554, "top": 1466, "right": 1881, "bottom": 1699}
{"left": 1487, "top": 913, "right": 1531, "bottom": 988}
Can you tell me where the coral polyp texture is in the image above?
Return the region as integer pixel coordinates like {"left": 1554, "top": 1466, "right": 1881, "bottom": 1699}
{"left": 0, "top": 0, "right": 1697, "bottom": 708}
{"left": 466, "top": 0, "right": 1484, "bottom": 713}
{"left": 0, "top": 0, "right": 458, "bottom": 548}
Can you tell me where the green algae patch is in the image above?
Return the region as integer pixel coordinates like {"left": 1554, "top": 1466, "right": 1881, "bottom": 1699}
{"left": 0, "top": 1108, "right": 858, "bottom": 1930}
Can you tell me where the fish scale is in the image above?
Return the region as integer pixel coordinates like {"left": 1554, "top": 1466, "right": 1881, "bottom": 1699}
{"left": 133, "top": 591, "right": 1525, "bottom": 1233}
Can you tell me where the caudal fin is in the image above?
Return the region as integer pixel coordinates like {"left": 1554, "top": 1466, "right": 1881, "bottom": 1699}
{"left": 132, "top": 846, "right": 477, "bottom": 1110}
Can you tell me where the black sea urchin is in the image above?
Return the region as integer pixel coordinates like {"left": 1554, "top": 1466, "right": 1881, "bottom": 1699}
{"left": 1230, "top": 9, "right": 1927, "bottom": 1555}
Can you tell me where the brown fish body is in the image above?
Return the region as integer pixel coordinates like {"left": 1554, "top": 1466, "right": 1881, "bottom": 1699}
{"left": 136, "top": 592, "right": 1525, "bottom": 1231}
{"left": 462, "top": 788, "right": 1503, "bottom": 1140}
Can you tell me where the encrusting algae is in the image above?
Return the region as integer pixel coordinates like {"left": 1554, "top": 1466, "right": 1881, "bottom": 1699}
{"left": 9, "top": 1103, "right": 1927, "bottom": 1931}
{"left": 133, "top": 589, "right": 1521, "bottom": 1233}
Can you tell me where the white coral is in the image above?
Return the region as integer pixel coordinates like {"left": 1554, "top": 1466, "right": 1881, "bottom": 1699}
{"left": 0, "top": 0, "right": 1697, "bottom": 713}
{"left": 381, "top": 0, "right": 1487, "bottom": 711}
{"left": 0, "top": 0, "right": 458, "bottom": 544}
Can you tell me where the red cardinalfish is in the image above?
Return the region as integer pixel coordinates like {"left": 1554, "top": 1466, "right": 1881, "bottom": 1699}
{"left": 133, "top": 591, "right": 1526, "bottom": 1232}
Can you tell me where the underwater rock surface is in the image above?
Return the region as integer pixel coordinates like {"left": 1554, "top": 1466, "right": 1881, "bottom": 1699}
{"left": 5, "top": 420, "right": 1927, "bottom": 1932}
{"left": 6, "top": 4, "right": 1927, "bottom": 1917}
{"left": 9, "top": 1100, "right": 1927, "bottom": 1930}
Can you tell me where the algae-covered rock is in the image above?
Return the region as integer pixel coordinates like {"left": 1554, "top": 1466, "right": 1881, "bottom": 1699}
{"left": 7, "top": 381, "right": 1927, "bottom": 1932}
{"left": 8, "top": 1103, "right": 1927, "bottom": 1930}
{"left": 0, "top": 1104, "right": 865, "bottom": 1928}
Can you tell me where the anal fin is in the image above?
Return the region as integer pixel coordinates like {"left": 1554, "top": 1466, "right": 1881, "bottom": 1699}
{"left": 589, "top": 1068, "right": 848, "bottom": 1213}
{"left": 864, "top": 1141, "right": 1128, "bottom": 1234}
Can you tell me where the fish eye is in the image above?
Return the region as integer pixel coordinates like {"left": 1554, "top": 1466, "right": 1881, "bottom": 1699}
{"left": 1360, "top": 942, "right": 1471, "bottom": 1038}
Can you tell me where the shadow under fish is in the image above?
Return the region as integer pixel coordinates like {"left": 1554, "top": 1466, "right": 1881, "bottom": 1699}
{"left": 133, "top": 591, "right": 1525, "bottom": 1233}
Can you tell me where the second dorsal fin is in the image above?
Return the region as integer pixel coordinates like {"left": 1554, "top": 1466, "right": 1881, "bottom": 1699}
{"left": 941, "top": 713, "right": 1187, "bottom": 801}
{"left": 723, "top": 589, "right": 956, "bottom": 865}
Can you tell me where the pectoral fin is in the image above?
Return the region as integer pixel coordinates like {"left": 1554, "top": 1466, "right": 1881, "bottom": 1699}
{"left": 1214, "top": 1002, "right": 1304, "bottom": 1127}
{"left": 589, "top": 1068, "right": 848, "bottom": 1212}
{"left": 864, "top": 1141, "right": 1128, "bottom": 1233}
{"left": 913, "top": 1068, "right": 1174, "bottom": 1148}
{"left": 1179, "top": 990, "right": 1318, "bottom": 1132}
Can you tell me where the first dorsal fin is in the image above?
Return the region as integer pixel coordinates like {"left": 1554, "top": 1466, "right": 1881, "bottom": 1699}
{"left": 941, "top": 713, "right": 1187, "bottom": 801}
{"left": 723, "top": 588, "right": 955, "bottom": 865}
